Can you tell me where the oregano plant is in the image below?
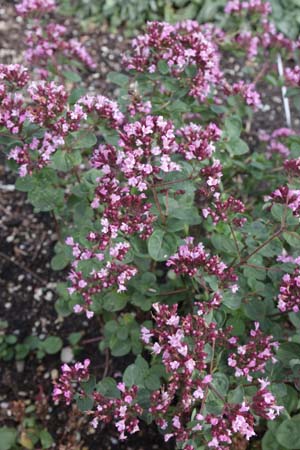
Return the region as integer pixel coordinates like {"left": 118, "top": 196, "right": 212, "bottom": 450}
{"left": 2, "top": 0, "right": 300, "bottom": 449}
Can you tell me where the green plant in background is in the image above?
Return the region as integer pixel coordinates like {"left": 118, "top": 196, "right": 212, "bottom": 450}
{"left": 59, "top": 0, "right": 300, "bottom": 39}
{"left": 59, "top": 0, "right": 226, "bottom": 32}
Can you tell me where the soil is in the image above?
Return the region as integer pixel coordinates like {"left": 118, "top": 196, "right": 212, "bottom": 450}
{"left": 0, "top": 2, "right": 298, "bottom": 449}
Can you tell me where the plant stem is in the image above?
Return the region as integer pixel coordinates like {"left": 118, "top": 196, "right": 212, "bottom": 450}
{"left": 151, "top": 187, "right": 166, "bottom": 225}
{"left": 240, "top": 228, "right": 283, "bottom": 264}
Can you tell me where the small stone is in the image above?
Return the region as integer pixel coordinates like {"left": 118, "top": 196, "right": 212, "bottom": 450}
{"left": 51, "top": 369, "right": 59, "bottom": 380}
{"left": 60, "top": 346, "right": 74, "bottom": 363}
{"left": 45, "top": 291, "right": 53, "bottom": 301}
{"left": 16, "top": 360, "right": 24, "bottom": 373}
{"left": 34, "top": 288, "right": 43, "bottom": 301}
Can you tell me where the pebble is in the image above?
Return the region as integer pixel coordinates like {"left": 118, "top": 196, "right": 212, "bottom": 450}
{"left": 51, "top": 369, "right": 59, "bottom": 380}
{"left": 34, "top": 288, "right": 43, "bottom": 301}
{"left": 45, "top": 291, "right": 53, "bottom": 301}
{"left": 60, "top": 346, "right": 74, "bottom": 363}
{"left": 16, "top": 360, "right": 25, "bottom": 373}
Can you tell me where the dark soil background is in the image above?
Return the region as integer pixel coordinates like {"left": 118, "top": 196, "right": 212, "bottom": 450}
{"left": 0, "top": 2, "right": 299, "bottom": 449}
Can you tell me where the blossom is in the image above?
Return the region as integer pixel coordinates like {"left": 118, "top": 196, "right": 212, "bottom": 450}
{"left": 16, "top": 0, "right": 56, "bottom": 16}
{"left": 166, "top": 237, "right": 238, "bottom": 289}
{"left": 123, "top": 20, "right": 222, "bottom": 102}
{"left": 227, "top": 323, "right": 278, "bottom": 381}
{"left": 277, "top": 270, "right": 300, "bottom": 312}
{"left": 53, "top": 359, "right": 90, "bottom": 405}
{"left": 266, "top": 186, "right": 300, "bottom": 216}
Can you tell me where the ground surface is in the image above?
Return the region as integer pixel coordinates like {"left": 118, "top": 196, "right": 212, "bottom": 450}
{"left": 0, "top": 2, "right": 299, "bottom": 449}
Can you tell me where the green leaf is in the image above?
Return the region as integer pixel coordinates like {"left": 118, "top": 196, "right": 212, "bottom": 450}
{"left": 15, "top": 343, "right": 30, "bottom": 360}
{"left": 277, "top": 342, "right": 300, "bottom": 367}
{"left": 222, "top": 292, "right": 241, "bottom": 310}
{"left": 5, "top": 335, "right": 17, "bottom": 345}
{"left": 271, "top": 204, "right": 285, "bottom": 222}
{"left": 226, "top": 138, "right": 249, "bottom": 156}
{"left": 283, "top": 231, "right": 300, "bottom": 248}
{"left": 62, "top": 70, "right": 82, "bottom": 82}
{"left": 157, "top": 60, "right": 169, "bottom": 75}
{"left": 68, "top": 87, "right": 86, "bottom": 104}
{"left": 68, "top": 331, "right": 83, "bottom": 346}
{"left": 96, "top": 377, "right": 119, "bottom": 397}
{"left": 39, "top": 430, "right": 54, "bottom": 449}
{"left": 123, "top": 364, "right": 146, "bottom": 387}
{"left": 28, "top": 187, "right": 64, "bottom": 212}
{"left": 0, "top": 427, "right": 17, "bottom": 450}
{"left": 276, "top": 418, "right": 300, "bottom": 448}
{"left": 211, "top": 373, "right": 229, "bottom": 395}
{"left": 243, "top": 298, "right": 267, "bottom": 321}
{"left": 73, "top": 131, "right": 97, "bottom": 149}
{"left": 227, "top": 386, "right": 244, "bottom": 404}
{"left": 42, "top": 336, "right": 63, "bottom": 354}
{"left": 81, "top": 375, "right": 96, "bottom": 395}
{"left": 147, "top": 230, "right": 178, "bottom": 261}
{"left": 102, "top": 292, "right": 128, "bottom": 312}
{"left": 15, "top": 176, "right": 35, "bottom": 192}
{"left": 224, "top": 116, "right": 242, "bottom": 139}
{"left": 51, "top": 252, "right": 70, "bottom": 271}
{"left": 110, "top": 339, "right": 131, "bottom": 357}
{"left": 76, "top": 395, "right": 94, "bottom": 412}
{"left": 107, "top": 71, "right": 129, "bottom": 86}
{"left": 262, "top": 430, "right": 285, "bottom": 450}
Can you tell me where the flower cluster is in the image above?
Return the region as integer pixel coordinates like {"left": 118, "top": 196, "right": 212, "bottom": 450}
{"left": 285, "top": 66, "right": 300, "bottom": 87}
{"left": 54, "top": 366, "right": 142, "bottom": 441}
{"left": 177, "top": 123, "right": 221, "bottom": 161}
{"left": 78, "top": 95, "right": 124, "bottom": 128}
{"left": 227, "top": 322, "right": 278, "bottom": 381}
{"left": 284, "top": 157, "right": 300, "bottom": 177}
{"left": 206, "top": 403, "right": 255, "bottom": 449}
{"left": 16, "top": 0, "right": 96, "bottom": 72}
{"left": 251, "top": 379, "right": 284, "bottom": 420}
{"left": 0, "top": 64, "right": 29, "bottom": 88}
{"left": 2, "top": 75, "right": 88, "bottom": 175}
{"left": 140, "top": 304, "right": 282, "bottom": 449}
{"left": 166, "top": 237, "right": 238, "bottom": 289}
{"left": 225, "top": 0, "right": 295, "bottom": 60}
{"left": 0, "top": 92, "right": 27, "bottom": 135}
{"left": 91, "top": 383, "right": 142, "bottom": 440}
{"left": 53, "top": 359, "right": 90, "bottom": 405}
{"left": 8, "top": 132, "right": 65, "bottom": 176}
{"left": 266, "top": 186, "right": 300, "bottom": 216}
{"left": 141, "top": 303, "right": 228, "bottom": 444}
{"left": 24, "top": 22, "right": 96, "bottom": 70}
{"left": 27, "top": 81, "right": 68, "bottom": 125}
{"left": 202, "top": 194, "right": 246, "bottom": 226}
{"left": 65, "top": 237, "right": 137, "bottom": 318}
{"left": 259, "top": 128, "right": 296, "bottom": 158}
{"left": 230, "top": 81, "right": 262, "bottom": 110}
{"left": 225, "top": 0, "right": 272, "bottom": 16}
{"left": 127, "top": 96, "right": 152, "bottom": 117}
{"left": 123, "top": 20, "right": 222, "bottom": 102}
{"left": 277, "top": 270, "right": 300, "bottom": 312}
{"left": 16, "top": 0, "right": 56, "bottom": 16}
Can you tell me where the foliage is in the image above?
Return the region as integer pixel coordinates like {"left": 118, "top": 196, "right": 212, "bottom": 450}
{"left": 59, "top": 0, "right": 226, "bottom": 32}
{"left": 59, "top": 0, "right": 300, "bottom": 39}
{"left": 2, "top": 0, "right": 300, "bottom": 449}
